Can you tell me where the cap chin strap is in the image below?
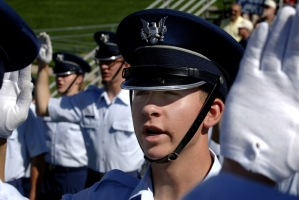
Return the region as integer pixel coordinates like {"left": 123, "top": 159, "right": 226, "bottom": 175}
{"left": 102, "top": 61, "right": 125, "bottom": 85}
{"left": 143, "top": 76, "right": 223, "bottom": 163}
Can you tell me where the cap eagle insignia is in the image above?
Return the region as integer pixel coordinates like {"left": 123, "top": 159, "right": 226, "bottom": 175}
{"left": 100, "top": 34, "right": 109, "bottom": 43}
{"left": 57, "top": 54, "right": 64, "bottom": 62}
{"left": 140, "top": 16, "right": 168, "bottom": 44}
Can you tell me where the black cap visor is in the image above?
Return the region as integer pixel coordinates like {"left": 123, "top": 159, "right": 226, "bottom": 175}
{"left": 121, "top": 66, "right": 221, "bottom": 91}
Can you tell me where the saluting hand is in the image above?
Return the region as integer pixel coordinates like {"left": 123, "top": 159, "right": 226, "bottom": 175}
{"left": 221, "top": 5, "right": 299, "bottom": 183}
{"left": 0, "top": 65, "right": 33, "bottom": 138}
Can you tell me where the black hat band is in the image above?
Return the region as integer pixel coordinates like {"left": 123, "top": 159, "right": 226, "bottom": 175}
{"left": 126, "top": 45, "right": 228, "bottom": 96}
{"left": 94, "top": 44, "right": 122, "bottom": 61}
{"left": 54, "top": 62, "right": 83, "bottom": 75}
{"left": 123, "top": 66, "right": 219, "bottom": 84}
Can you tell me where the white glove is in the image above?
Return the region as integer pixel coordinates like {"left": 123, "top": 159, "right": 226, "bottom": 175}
{"left": 0, "top": 65, "right": 33, "bottom": 138}
{"left": 220, "top": 6, "right": 299, "bottom": 182}
{"left": 37, "top": 32, "right": 52, "bottom": 64}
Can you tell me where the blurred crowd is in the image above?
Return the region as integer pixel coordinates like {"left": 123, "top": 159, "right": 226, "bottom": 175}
{"left": 219, "top": 0, "right": 277, "bottom": 48}
{"left": 219, "top": 0, "right": 297, "bottom": 48}
{"left": 1, "top": 0, "right": 299, "bottom": 200}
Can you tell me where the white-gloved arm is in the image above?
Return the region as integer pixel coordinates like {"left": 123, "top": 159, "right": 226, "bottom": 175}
{"left": 35, "top": 32, "right": 52, "bottom": 116}
{"left": 0, "top": 65, "right": 32, "bottom": 181}
{"left": 221, "top": 5, "right": 299, "bottom": 183}
{"left": 0, "top": 65, "right": 33, "bottom": 138}
{"left": 37, "top": 32, "right": 52, "bottom": 64}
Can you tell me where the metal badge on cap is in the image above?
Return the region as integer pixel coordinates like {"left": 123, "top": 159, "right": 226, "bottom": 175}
{"left": 57, "top": 54, "right": 64, "bottom": 62}
{"left": 100, "top": 34, "right": 109, "bottom": 43}
{"left": 140, "top": 16, "right": 168, "bottom": 44}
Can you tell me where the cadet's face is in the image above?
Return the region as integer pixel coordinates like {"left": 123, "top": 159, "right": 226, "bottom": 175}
{"left": 98, "top": 58, "right": 124, "bottom": 83}
{"left": 131, "top": 88, "right": 204, "bottom": 160}
{"left": 55, "top": 74, "right": 78, "bottom": 94}
{"left": 262, "top": 7, "right": 275, "bottom": 17}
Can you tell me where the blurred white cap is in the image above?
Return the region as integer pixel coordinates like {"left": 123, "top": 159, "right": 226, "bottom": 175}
{"left": 238, "top": 19, "right": 254, "bottom": 32}
{"left": 264, "top": 0, "right": 277, "bottom": 9}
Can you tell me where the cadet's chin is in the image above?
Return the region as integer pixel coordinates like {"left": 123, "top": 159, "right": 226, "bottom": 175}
{"left": 101, "top": 80, "right": 108, "bottom": 85}
{"left": 145, "top": 147, "right": 170, "bottom": 161}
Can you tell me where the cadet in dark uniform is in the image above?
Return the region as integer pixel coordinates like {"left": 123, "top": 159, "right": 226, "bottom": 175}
{"left": 61, "top": 8, "right": 244, "bottom": 200}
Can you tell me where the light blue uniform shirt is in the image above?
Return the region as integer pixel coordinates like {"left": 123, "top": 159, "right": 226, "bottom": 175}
{"left": 48, "top": 87, "right": 144, "bottom": 172}
{"left": 5, "top": 103, "right": 48, "bottom": 181}
{"left": 61, "top": 150, "right": 221, "bottom": 200}
{"left": 43, "top": 117, "right": 87, "bottom": 167}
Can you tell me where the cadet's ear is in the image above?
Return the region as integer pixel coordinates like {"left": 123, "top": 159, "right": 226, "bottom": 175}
{"left": 75, "top": 74, "right": 84, "bottom": 84}
{"left": 203, "top": 98, "right": 224, "bottom": 129}
{"left": 123, "top": 61, "right": 130, "bottom": 68}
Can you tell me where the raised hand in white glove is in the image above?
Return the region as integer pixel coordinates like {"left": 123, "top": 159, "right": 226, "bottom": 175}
{"left": 37, "top": 32, "right": 52, "bottom": 64}
{"left": 221, "top": 6, "right": 299, "bottom": 182}
{"left": 0, "top": 65, "right": 33, "bottom": 138}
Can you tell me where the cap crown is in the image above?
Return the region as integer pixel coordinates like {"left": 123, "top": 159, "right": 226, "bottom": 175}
{"left": 53, "top": 52, "right": 91, "bottom": 75}
{"left": 94, "top": 31, "right": 121, "bottom": 61}
{"left": 0, "top": 1, "right": 39, "bottom": 72}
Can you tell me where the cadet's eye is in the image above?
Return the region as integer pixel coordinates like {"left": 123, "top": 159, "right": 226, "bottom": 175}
{"left": 164, "top": 91, "right": 179, "bottom": 95}
{"left": 134, "top": 90, "right": 148, "bottom": 96}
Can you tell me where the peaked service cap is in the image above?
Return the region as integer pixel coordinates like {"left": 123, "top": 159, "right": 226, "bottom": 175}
{"left": 94, "top": 31, "right": 122, "bottom": 61}
{"left": 117, "top": 9, "right": 244, "bottom": 99}
{"left": 53, "top": 52, "right": 91, "bottom": 76}
{"left": 0, "top": 0, "right": 39, "bottom": 72}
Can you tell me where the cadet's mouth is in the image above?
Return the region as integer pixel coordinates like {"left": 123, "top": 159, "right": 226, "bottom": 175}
{"left": 147, "top": 128, "right": 163, "bottom": 135}
{"left": 143, "top": 126, "right": 165, "bottom": 136}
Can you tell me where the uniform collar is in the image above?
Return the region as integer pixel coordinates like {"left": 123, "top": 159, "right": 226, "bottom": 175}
{"left": 129, "top": 149, "right": 221, "bottom": 200}
{"left": 100, "top": 89, "right": 130, "bottom": 106}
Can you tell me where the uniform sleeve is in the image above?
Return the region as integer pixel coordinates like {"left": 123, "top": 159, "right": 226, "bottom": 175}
{"left": 62, "top": 170, "right": 139, "bottom": 200}
{"left": 48, "top": 92, "right": 86, "bottom": 124}
{"left": 25, "top": 109, "right": 48, "bottom": 158}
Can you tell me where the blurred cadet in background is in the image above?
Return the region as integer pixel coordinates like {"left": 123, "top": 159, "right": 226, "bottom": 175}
{"left": 237, "top": 18, "right": 254, "bottom": 48}
{"left": 35, "top": 34, "right": 91, "bottom": 200}
{"left": 184, "top": 5, "right": 299, "bottom": 200}
{"left": 0, "top": 0, "right": 40, "bottom": 199}
{"left": 62, "top": 8, "right": 244, "bottom": 200}
{"left": 255, "top": 0, "right": 277, "bottom": 28}
{"left": 220, "top": 3, "right": 244, "bottom": 41}
{"left": 35, "top": 30, "right": 144, "bottom": 193}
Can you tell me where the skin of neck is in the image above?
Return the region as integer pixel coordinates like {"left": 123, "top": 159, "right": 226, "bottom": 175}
{"left": 103, "top": 65, "right": 125, "bottom": 101}
{"left": 104, "top": 79, "right": 123, "bottom": 101}
{"left": 151, "top": 127, "right": 213, "bottom": 200}
{"left": 64, "top": 85, "right": 80, "bottom": 96}
{"left": 221, "top": 158, "right": 276, "bottom": 187}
